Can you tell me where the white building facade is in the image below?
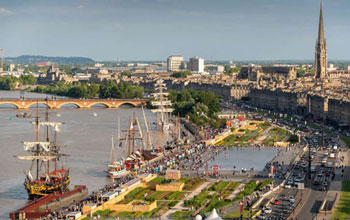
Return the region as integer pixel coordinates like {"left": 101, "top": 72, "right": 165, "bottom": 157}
{"left": 167, "top": 55, "right": 184, "bottom": 72}
{"left": 188, "top": 56, "right": 204, "bottom": 73}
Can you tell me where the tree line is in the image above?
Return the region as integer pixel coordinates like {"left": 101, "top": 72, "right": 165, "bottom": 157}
{"left": 33, "top": 80, "right": 143, "bottom": 99}
{"left": 0, "top": 74, "right": 37, "bottom": 90}
{"left": 167, "top": 89, "right": 224, "bottom": 128}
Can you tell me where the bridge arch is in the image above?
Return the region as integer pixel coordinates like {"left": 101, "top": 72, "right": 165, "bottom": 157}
{"left": 25, "top": 102, "right": 51, "bottom": 109}
{"left": 0, "top": 102, "right": 20, "bottom": 109}
{"left": 88, "top": 102, "right": 112, "bottom": 108}
{"left": 56, "top": 102, "right": 82, "bottom": 109}
{"left": 116, "top": 102, "right": 137, "bottom": 108}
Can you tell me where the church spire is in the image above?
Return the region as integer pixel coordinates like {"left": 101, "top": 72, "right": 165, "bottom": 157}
{"left": 318, "top": 1, "right": 325, "bottom": 43}
{"left": 314, "top": 0, "right": 328, "bottom": 80}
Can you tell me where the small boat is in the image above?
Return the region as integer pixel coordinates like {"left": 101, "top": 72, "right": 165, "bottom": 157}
{"left": 105, "top": 135, "right": 129, "bottom": 178}
{"left": 56, "top": 113, "right": 61, "bottom": 117}
{"left": 105, "top": 161, "right": 129, "bottom": 178}
{"left": 92, "top": 112, "right": 97, "bottom": 117}
{"left": 16, "top": 112, "right": 32, "bottom": 118}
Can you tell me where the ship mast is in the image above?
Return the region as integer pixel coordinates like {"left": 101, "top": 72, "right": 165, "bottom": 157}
{"left": 45, "top": 100, "right": 50, "bottom": 174}
{"left": 151, "top": 79, "right": 174, "bottom": 132}
{"left": 121, "top": 113, "right": 143, "bottom": 156}
{"left": 116, "top": 116, "right": 121, "bottom": 162}
{"left": 110, "top": 136, "right": 115, "bottom": 164}
{"left": 35, "top": 102, "right": 40, "bottom": 180}
{"left": 142, "top": 106, "right": 152, "bottom": 150}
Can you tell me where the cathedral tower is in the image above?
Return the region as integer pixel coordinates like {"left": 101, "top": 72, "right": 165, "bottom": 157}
{"left": 315, "top": 1, "right": 328, "bottom": 80}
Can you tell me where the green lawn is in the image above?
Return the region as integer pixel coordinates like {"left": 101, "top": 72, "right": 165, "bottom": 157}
{"left": 224, "top": 208, "right": 257, "bottom": 218}
{"left": 340, "top": 135, "right": 350, "bottom": 148}
{"left": 172, "top": 210, "right": 191, "bottom": 219}
{"left": 259, "top": 122, "right": 271, "bottom": 130}
{"left": 150, "top": 177, "right": 165, "bottom": 183}
{"left": 181, "top": 177, "right": 205, "bottom": 191}
{"left": 216, "top": 134, "right": 238, "bottom": 146}
{"left": 208, "top": 181, "right": 230, "bottom": 192}
{"left": 120, "top": 187, "right": 152, "bottom": 204}
{"left": 262, "top": 127, "right": 291, "bottom": 145}
{"left": 233, "top": 180, "right": 257, "bottom": 201}
{"left": 226, "top": 182, "right": 241, "bottom": 191}
{"left": 165, "top": 191, "right": 185, "bottom": 200}
{"left": 184, "top": 191, "right": 209, "bottom": 208}
{"left": 332, "top": 181, "right": 350, "bottom": 220}
{"left": 257, "top": 179, "right": 274, "bottom": 190}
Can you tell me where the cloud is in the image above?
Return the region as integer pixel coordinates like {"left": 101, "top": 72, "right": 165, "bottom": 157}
{"left": 0, "top": 8, "right": 14, "bottom": 16}
{"left": 78, "top": 4, "right": 84, "bottom": 9}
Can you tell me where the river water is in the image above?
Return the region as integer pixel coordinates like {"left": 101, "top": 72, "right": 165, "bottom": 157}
{"left": 209, "top": 148, "right": 278, "bottom": 171}
{"left": 0, "top": 91, "right": 163, "bottom": 218}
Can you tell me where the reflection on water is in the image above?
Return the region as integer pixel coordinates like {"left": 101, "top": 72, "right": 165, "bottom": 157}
{"left": 0, "top": 91, "right": 164, "bottom": 218}
{"left": 209, "top": 148, "right": 278, "bottom": 171}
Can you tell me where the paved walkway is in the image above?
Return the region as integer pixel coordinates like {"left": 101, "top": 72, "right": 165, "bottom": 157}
{"left": 255, "top": 125, "right": 275, "bottom": 144}
{"left": 316, "top": 150, "right": 350, "bottom": 220}
{"left": 161, "top": 182, "right": 212, "bottom": 219}
{"left": 227, "top": 183, "right": 245, "bottom": 200}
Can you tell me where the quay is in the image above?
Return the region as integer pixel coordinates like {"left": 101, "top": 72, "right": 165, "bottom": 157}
{"left": 0, "top": 98, "right": 146, "bottom": 109}
{"left": 9, "top": 185, "right": 88, "bottom": 219}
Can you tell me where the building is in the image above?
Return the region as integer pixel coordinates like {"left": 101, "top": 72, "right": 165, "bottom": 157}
{"left": 188, "top": 56, "right": 204, "bottom": 73}
{"left": 167, "top": 55, "right": 184, "bottom": 72}
{"left": 9, "top": 64, "right": 15, "bottom": 72}
{"left": 95, "top": 63, "right": 104, "bottom": 67}
{"left": 315, "top": 2, "right": 328, "bottom": 80}
{"left": 206, "top": 64, "right": 224, "bottom": 75}
{"left": 36, "top": 62, "right": 50, "bottom": 67}
{"left": 239, "top": 66, "right": 297, "bottom": 82}
{"left": 328, "top": 63, "right": 337, "bottom": 71}
{"left": 40, "top": 65, "right": 66, "bottom": 83}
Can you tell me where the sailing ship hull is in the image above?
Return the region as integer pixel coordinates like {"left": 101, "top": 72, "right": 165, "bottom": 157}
{"left": 25, "top": 170, "right": 70, "bottom": 199}
{"left": 104, "top": 169, "right": 129, "bottom": 178}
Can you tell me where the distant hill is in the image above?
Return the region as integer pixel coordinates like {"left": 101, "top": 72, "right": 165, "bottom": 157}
{"left": 4, "top": 55, "right": 95, "bottom": 64}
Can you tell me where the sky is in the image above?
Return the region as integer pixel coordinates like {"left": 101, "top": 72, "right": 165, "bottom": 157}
{"left": 0, "top": 0, "right": 349, "bottom": 61}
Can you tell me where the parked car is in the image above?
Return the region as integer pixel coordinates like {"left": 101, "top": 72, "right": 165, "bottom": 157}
{"left": 273, "top": 199, "right": 281, "bottom": 205}
{"left": 289, "top": 196, "right": 295, "bottom": 203}
{"left": 264, "top": 207, "right": 272, "bottom": 214}
{"left": 258, "top": 213, "right": 266, "bottom": 219}
{"left": 284, "top": 184, "right": 291, "bottom": 189}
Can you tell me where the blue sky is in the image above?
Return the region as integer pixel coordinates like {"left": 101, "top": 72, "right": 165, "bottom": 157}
{"left": 0, "top": 0, "right": 349, "bottom": 61}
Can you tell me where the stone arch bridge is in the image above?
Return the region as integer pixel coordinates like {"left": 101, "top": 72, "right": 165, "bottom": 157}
{"left": 0, "top": 98, "right": 146, "bottom": 109}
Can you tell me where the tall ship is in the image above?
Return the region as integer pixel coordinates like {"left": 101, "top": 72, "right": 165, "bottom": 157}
{"left": 105, "top": 117, "right": 129, "bottom": 178}
{"left": 151, "top": 79, "right": 174, "bottom": 132}
{"left": 105, "top": 110, "right": 159, "bottom": 177}
{"left": 15, "top": 107, "right": 70, "bottom": 199}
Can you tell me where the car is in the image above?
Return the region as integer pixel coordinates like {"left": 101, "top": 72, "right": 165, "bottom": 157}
{"left": 284, "top": 184, "right": 291, "bottom": 189}
{"left": 319, "top": 186, "right": 326, "bottom": 191}
{"left": 322, "top": 181, "right": 328, "bottom": 187}
{"left": 289, "top": 196, "right": 295, "bottom": 203}
{"left": 264, "top": 207, "right": 272, "bottom": 214}
{"left": 273, "top": 199, "right": 281, "bottom": 205}
{"left": 258, "top": 213, "right": 266, "bottom": 219}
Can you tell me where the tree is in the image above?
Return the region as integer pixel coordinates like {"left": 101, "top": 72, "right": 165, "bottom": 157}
{"left": 171, "top": 70, "right": 192, "bottom": 78}
{"left": 0, "top": 76, "right": 18, "bottom": 90}
{"left": 224, "top": 66, "right": 240, "bottom": 75}
{"left": 20, "top": 74, "right": 37, "bottom": 85}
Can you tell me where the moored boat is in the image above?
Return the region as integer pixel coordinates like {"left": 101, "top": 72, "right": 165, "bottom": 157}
{"left": 15, "top": 105, "right": 70, "bottom": 199}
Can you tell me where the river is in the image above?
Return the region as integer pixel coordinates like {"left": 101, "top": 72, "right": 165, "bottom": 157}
{"left": 0, "top": 91, "right": 163, "bottom": 218}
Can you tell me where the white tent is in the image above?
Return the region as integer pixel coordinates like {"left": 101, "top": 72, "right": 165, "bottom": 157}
{"left": 205, "top": 208, "right": 223, "bottom": 220}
